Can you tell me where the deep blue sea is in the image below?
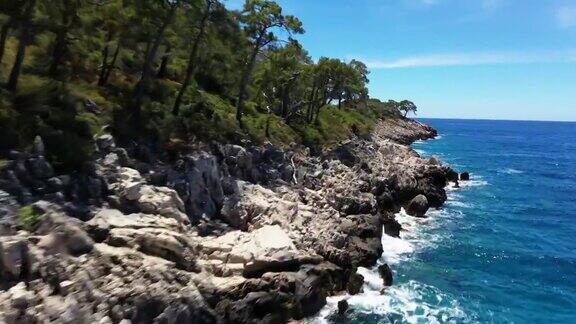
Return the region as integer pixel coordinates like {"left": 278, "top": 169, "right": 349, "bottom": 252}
{"left": 316, "top": 119, "right": 576, "bottom": 323}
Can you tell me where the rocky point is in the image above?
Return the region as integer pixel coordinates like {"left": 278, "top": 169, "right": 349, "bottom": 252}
{"left": 0, "top": 118, "right": 457, "bottom": 323}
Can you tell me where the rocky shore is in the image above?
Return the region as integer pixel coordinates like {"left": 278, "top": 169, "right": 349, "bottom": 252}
{"left": 0, "top": 117, "right": 457, "bottom": 323}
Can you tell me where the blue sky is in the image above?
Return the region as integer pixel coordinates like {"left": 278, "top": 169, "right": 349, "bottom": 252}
{"left": 227, "top": 0, "right": 576, "bottom": 121}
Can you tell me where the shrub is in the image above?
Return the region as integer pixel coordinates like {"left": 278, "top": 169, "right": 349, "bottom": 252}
{"left": 18, "top": 205, "right": 43, "bottom": 231}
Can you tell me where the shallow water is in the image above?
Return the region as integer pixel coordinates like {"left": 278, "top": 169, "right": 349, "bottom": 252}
{"left": 313, "top": 119, "right": 576, "bottom": 323}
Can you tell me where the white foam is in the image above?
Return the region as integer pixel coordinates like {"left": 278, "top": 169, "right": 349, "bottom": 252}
{"left": 447, "top": 174, "right": 488, "bottom": 191}
{"left": 380, "top": 234, "right": 415, "bottom": 264}
{"left": 446, "top": 200, "right": 473, "bottom": 208}
{"left": 310, "top": 162, "right": 482, "bottom": 323}
{"left": 310, "top": 281, "right": 470, "bottom": 324}
{"left": 499, "top": 168, "right": 524, "bottom": 174}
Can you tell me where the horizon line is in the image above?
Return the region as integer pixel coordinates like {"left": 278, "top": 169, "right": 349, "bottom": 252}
{"left": 416, "top": 116, "right": 576, "bottom": 123}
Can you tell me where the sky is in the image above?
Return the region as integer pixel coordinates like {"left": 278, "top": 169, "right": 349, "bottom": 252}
{"left": 226, "top": 0, "right": 576, "bottom": 121}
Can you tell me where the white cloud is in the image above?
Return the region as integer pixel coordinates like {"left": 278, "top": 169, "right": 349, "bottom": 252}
{"left": 361, "top": 50, "right": 576, "bottom": 69}
{"left": 556, "top": 6, "right": 576, "bottom": 29}
{"left": 412, "top": 0, "right": 503, "bottom": 10}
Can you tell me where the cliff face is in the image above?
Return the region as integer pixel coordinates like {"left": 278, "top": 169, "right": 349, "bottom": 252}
{"left": 0, "top": 118, "right": 455, "bottom": 323}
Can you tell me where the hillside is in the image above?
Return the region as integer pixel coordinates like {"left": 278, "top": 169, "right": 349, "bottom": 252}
{"left": 0, "top": 1, "right": 456, "bottom": 323}
{"left": 0, "top": 0, "right": 416, "bottom": 174}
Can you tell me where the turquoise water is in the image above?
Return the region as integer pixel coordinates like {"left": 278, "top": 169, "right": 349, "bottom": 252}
{"left": 317, "top": 119, "right": 576, "bottom": 323}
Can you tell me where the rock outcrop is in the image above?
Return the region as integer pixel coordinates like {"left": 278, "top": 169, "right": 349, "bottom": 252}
{"left": 378, "top": 263, "right": 394, "bottom": 287}
{"left": 0, "top": 118, "right": 454, "bottom": 323}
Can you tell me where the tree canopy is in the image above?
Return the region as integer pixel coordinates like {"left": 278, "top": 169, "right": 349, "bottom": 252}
{"left": 0, "top": 0, "right": 417, "bottom": 169}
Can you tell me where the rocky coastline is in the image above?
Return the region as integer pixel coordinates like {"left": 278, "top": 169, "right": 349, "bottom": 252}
{"left": 0, "top": 117, "right": 459, "bottom": 323}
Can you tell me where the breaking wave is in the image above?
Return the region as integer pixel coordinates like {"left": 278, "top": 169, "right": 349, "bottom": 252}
{"left": 310, "top": 180, "right": 486, "bottom": 323}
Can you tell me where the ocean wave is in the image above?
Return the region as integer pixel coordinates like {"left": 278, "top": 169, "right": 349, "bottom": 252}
{"left": 312, "top": 281, "right": 472, "bottom": 324}
{"left": 446, "top": 176, "right": 488, "bottom": 191}
{"left": 446, "top": 200, "right": 473, "bottom": 208}
{"left": 311, "top": 170, "right": 479, "bottom": 323}
{"left": 380, "top": 233, "right": 415, "bottom": 264}
{"left": 498, "top": 168, "right": 524, "bottom": 175}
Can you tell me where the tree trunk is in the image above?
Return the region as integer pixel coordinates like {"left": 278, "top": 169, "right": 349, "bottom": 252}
{"left": 307, "top": 83, "right": 317, "bottom": 123}
{"left": 173, "top": 0, "right": 212, "bottom": 116}
{"left": 98, "top": 30, "right": 113, "bottom": 86}
{"left": 281, "top": 85, "right": 288, "bottom": 118}
{"left": 265, "top": 114, "right": 272, "bottom": 137}
{"left": 48, "top": 29, "right": 67, "bottom": 78}
{"left": 101, "top": 42, "right": 120, "bottom": 86}
{"left": 0, "top": 22, "right": 11, "bottom": 68}
{"left": 156, "top": 44, "right": 171, "bottom": 79}
{"left": 236, "top": 45, "right": 260, "bottom": 127}
{"left": 132, "top": 4, "right": 177, "bottom": 122}
{"left": 7, "top": 0, "right": 36, "bottom": 92}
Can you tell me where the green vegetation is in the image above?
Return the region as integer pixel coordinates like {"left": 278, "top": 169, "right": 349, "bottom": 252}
{"left": 0, "top": 0, "right": 415, "bottom": 171}
{"left": 18, "top": 205, "right": 43, "bottom": 231}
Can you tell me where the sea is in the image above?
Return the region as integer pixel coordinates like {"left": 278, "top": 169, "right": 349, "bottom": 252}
{"left": 313, "top": 118, "right": 576, "bottom": 323}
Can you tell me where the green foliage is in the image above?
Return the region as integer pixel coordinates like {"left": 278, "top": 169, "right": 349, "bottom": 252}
{"left": 0, "top": 0, "right": 415, "bottom": 171}
{"left": 18, "top": 205, "right": 43, "bottom": 231}
{"left": 1, "top": 82, "right": 102, "bottom": 171}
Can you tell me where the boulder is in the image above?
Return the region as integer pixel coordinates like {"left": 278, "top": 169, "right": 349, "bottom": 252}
{"left": 32, "top": 136, "right": 45, "bottom": 156}
{"left": 221, "top": 291, "right": 291, "bottom": 324}
{"left": 107, "top": 167, "right": 189, "bottom": 224}
{"left": 378, "top": 264, "right": 393, "bottom": 286}
{"left": 221, "top": 145, "right": 256, "bottom": 181}
{"left": 334, "top": 194, "right": 374, "bottom": 215}
{"left": 180, "top": 152, "right": 224, "bottom": 222}
{"left": 96, "top": 134, "right": 115, "bottom": 154}
{"left": 200, "top": 225, "right": 322, "bottom": 278}
{"left": 240, "top": 225, "right": 319, "bottom": 277}
{"left": 0, "top": 237, "right": 31, "bottom": 280}
{"left": 428, "top": 156, "right": 440, "bottom": 165}
{"left": 0, "top": 190, "right": 19, "bottom": 235}
{"left": 220, "top": 182, "right": 298, "bottom": 231}
{"left": 394, "top": 173, "right": 419, "bottom": 202}
{"left": 382, "top": 217, "right": 402, "bottom": 238}
{"left": 446, "top": 168, "right": 459, "bottom": 182}
{"left": 135, "top": 185, "right": 188, "bottom": 224}
{"left": 330, "top": 143, "right": 359, "bottom": 167}
{"left": 26, "top": 156, "right": 54, "bottom": 180}
{"left": 291, "top": 262, "right": 346, "bottom": 318}
{"left": 405, "top": 194, "right": 429, "bottom": 217}
{"left": 87, "top": 208, "right": 183, "bottom": 242}
{"left": 460, "top": 172, "right": 470, "bottom": 181}
{"left": 8, "top": 282, "right": 35, "bottom": 310}
{"left": 346, "top": 273, "right": 364, "bottom": 295}
{"left": 376, "top": 189, "right": 397, "bottom": 213}
{"left": 34, "top": 203, "right": 94, "bottom": 256}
